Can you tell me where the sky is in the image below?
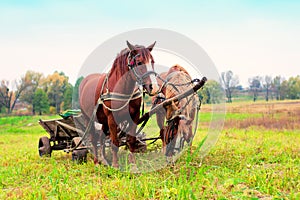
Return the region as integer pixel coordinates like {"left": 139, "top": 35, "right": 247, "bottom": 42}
{"left": 0, "top": 0, "right": 299, "bottom": 88}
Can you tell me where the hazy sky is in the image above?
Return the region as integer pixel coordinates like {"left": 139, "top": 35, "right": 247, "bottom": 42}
{"left": 1, "top": 0, "right": 299, "bottom": 87}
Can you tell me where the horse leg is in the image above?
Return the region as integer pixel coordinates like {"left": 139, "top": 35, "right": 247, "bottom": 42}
{"left": 90, "top": 125, "right": 100, "bottom": 165}
{"left": 160, "top": 126, "right": 167, "bottom": 155}
{"left": 187, "top": 124, "right": 193, "bottom": 153}
{"left": 126, "top": 113, "right": 140, "bottom": 171}
{"left": 100, "top": 127, "right": 108, "bottom": 166}
{"left": 157, "top": 110, "right": 166, "bottom": 130}
{"left": 108, "top": 115, "right": 119, "bottom": 168}
{"left": 126, "top": 131, "right": 139, "bottom": 172}
{"left": 187, "top": 124, "right": 193, "bottom": 144}
{"left": 127, "top": 134, "right": 137, "bottom": 163}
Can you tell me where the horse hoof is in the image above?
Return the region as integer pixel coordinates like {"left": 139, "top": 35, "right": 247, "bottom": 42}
{"left": 166, "top": 156, "right": 175, "bottom": 165}
{"left": 94, "top": 158, "right": 100, "bottom": 165}
{"left": 130, "top": 164, "right": 139, "bottom": 173}
{"left": 100, "top": 158, "right": 109, "bottom": 166}
{"left": 112, "top": 163, "right": 119, "bottom": 169}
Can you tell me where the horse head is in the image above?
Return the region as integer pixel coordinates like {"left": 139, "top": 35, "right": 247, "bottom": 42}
{"left": 126, "top": 41, "right": 156, "bottom": 95}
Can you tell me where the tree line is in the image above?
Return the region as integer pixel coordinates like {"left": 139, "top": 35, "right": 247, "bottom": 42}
{"left": 0, "top": 71, "right": 82, "bottom": 115}
{"left": 1, "top": 70, "right": 299, "bottom": 115}
{"left": 199, "top": 70, "right": 300, "bottom": 104}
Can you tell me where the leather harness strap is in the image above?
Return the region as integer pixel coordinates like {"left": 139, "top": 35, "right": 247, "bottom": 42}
{"left": 100, "top": 90, "right": 142, "bottom": 102}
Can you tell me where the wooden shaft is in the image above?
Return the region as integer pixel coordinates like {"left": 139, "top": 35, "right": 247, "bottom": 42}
{"left": 139, "top": 77, "right": 207, "bottom": 123}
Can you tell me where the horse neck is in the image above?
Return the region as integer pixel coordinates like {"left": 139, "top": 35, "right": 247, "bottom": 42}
{"left": 108, "top": 68, "right": 136, "bottom": 95}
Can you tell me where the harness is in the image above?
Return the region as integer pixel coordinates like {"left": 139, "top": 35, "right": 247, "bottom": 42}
{"left": 98, "top": 52, "right": 154, "bottom": 112}
{"left": 155, "top": 72, "right": 201, "bottom": 96}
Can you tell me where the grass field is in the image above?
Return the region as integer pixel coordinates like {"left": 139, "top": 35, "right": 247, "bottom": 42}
{"left": 0, "top": 100, "right": 299, "bottom": 199}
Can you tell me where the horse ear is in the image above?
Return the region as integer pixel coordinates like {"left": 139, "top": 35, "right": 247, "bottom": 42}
{"left": 126, "top": 41, "right": 135, "bottom": 51}
{"left": 147, "top": 41, "right": 156, "bottom": 52}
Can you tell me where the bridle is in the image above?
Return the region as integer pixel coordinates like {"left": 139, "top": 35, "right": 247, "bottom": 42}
{"left": 127, "top": 51, "right": 156, "bottom": 94}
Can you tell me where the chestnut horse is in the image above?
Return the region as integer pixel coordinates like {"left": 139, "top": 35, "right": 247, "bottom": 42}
{"left": 152, "top": 64, "right": 199, "bottom": 157}
{"left": 79, "top": 41, "right": 156, "bottom": 168}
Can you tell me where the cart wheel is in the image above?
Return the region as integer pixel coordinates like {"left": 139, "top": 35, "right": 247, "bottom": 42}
{"left": 72, "top": 149, "right": 88, "bottom": 163}
{"left": 38, "top": 136, "right": 51, "bottom": 157}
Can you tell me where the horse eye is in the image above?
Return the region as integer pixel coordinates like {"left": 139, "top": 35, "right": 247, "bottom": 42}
{"left": 137, "top": 62, "right": 143, "bottom": 65}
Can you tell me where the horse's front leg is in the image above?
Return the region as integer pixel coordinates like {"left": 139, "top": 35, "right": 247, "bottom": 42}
{"left": 126, "top": 121, "right": 140, "bottom": 173}
{"left": 127, "top": 133, "right": 137, "bottom": 164}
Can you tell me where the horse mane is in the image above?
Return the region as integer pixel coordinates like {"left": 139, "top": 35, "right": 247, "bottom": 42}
{"left": 109, "top": 48, "right": 130, "bottom": 78}
{"left": 168, "top": 64, "right": 190, "bottom": 76}
{"left": 109, "top": 45, "right": 155, "bottom": 79}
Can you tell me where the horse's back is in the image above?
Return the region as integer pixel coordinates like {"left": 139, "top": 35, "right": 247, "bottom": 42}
{"left": 165, "top": 68, "right": 198, "bottom": 120}
{"left": 79, "top": 73, "right": 106, "bottom": 118}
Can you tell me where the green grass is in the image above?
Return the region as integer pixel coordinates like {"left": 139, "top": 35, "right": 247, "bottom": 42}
{"left": 199, "top": 112, "right": 261, "bottom": 123}
{"left": 0, "top": 115, "right": 59, "bottom": 134}
{"left": 0, "top": 108, "right": 300, "bottom": 199}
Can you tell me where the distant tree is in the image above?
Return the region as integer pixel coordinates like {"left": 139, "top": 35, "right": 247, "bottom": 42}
{"left": 199, "top": 80, "right": 223, "bottom": 104}
{"left": 248, "top": 76, "right": 262, "bottom": 102}
{"left": 0, "top": 75, "right": 32, "bottom": 114}
{"left": 287, "top": 75, "right": 300, "bottom": 99}
{"left": 72, "top": 76, "right": 84, "bottom": 109}
{"left": 0, "top": 81, "right": 10, "bottom": 113}
{"left": 280, "top": 80, "right": 289, "bottom": 100}
{"left": 63, "top": 83, "right": 73, "bottom": 111}
{"left": 19, "top": 71, "right": 44, "bottom": 114}
{"left": 262, "top": 75, "right": 272, "bottom": 101}
{"left": 43, "top": 71, "right": 69, "bottom": 113}
{"left": 33, "top": 88, "right": 49, "bottom": 115}
{"left": 272, "top": 76, "right": 284, "bottom": 100}
{"left": 221, "top": 70, "right": 239, "bottom": 103}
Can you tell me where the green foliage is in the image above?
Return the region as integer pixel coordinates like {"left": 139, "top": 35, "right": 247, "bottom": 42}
{"left": 0, "top": 75, "right": 32, "bottom": 114}
{"left": 72, "top": 76, "right": 84, "bottom": 109}
{"left": 277, "top": 76, "right": 300, "bottom": 100}
{"left": 19, "top": 71, "right": 43, "bottom": 114}
{"left": 33, "top": 89, "right": 49, "bottom": 115}
{"left": 43, "top": 71, "right": 70, "bottom": 114}
{"left": 287, "top": 75, "right": 300, "bottom": 99}
{"left": 272, "top": 76, "right": 284, "bottom": 100}
{"left": 63, "top": 83, "right": 73, "bottom": 111}
{"left": 198, "top": 80, "right": 224, "bottom": 104}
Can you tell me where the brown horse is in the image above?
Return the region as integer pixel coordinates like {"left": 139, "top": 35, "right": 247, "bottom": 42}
{"left": 79, "top": 41, "right": 156, "bottom": 168}
{"left": 152, "top": 64, "right": 199, "bottom": 157}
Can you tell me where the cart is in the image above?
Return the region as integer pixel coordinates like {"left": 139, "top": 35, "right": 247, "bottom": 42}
{"left": 38, "top": 110, "right": 89, "bottom": 162}
{"left": 38, "top": 110, "right": 147, "bottom": 162}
